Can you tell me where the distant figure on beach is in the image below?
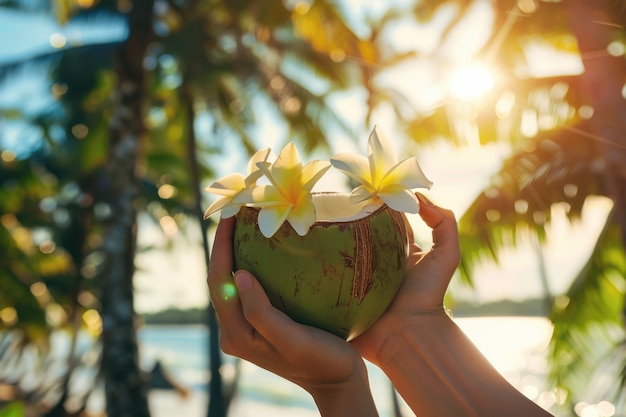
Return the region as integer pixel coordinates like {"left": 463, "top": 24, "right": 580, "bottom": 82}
{"left": 149, "top": 359, "right": 190, "bottom": 398}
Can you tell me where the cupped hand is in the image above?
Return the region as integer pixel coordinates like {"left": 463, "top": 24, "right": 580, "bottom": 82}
{"left": 351, "top": 193, "right": 461, "bottom": 364}
{"left": 208, "top": 216, "right": 378, "bottom": 416}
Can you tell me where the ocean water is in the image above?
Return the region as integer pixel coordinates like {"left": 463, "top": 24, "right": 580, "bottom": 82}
{"left": 136, "top": 317, "right": 560, "bottom": 417}
{"left": 6, "top": 316, "right": 613, "bottom": 416}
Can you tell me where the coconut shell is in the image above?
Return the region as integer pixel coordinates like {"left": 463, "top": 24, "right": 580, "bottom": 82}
{"left": 233, "top": 203, "right": 409, "bottom": 340}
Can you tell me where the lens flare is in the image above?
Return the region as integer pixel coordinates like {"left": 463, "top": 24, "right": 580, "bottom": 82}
{"left": 447, "top": 64, "right": 496, "bottom": 101}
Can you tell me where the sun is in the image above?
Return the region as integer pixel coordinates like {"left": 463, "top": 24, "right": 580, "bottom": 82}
{"left": 446, "top": 63, "right": 496, "bottom": 102}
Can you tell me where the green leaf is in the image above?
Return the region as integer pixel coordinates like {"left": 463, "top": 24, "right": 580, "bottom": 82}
{"left": 0, "top": 401, "right": 25, "bottom": 417}
{"left": 458, "top": 123, "right": 606, "bottom": 282}
{"left": 547, "top": 210, "right": 626, "bottom": 399}
{"left": 292, "top": 1, "right": 377, "bottom": 64}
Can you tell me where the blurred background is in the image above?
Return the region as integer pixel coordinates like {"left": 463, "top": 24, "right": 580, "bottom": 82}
{"left": 0, "top": 0, "right": 625, "bottom": 416}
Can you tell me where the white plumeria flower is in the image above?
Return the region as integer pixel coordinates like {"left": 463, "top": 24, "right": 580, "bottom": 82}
{"left": 234, "top": 142, "right": 331, "bottom": 238}
{"left": 203, "top": 148, "right": 271, "bottom": 219}
{"left": 330, "top": 125, "right": 432, "bottom": 213}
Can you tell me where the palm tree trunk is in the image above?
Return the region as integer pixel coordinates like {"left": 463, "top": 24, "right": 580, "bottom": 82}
{"left": 180, "top": 83, "right": 231, "bottom": 417}
{"left": 566, "top": 0, "right": 626, "bottom": 320}
{"left": 99, "top": 1, "right": 154, "bottom": 416}
{"left": 566, "top": 0, "right": 626, "bottom": 246}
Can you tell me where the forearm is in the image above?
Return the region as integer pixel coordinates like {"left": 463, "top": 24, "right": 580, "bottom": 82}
{"left": 306, "top": 363, "right": 379, "bottom": 417}
{"left": 378, "top": 312, "right": 552, "bottom": 417}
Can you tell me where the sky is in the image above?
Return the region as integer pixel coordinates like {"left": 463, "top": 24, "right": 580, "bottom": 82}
{"left": 131, "top": 0, "right": 602, "bottom": 313}
{"left": 0, "top": 1, "right": 608, "bottom": 314}
{"left": 0, "top": 7, "right": 126, "bottom": 65}
{"left": 132, "top": 138, "right": 613, "bottom": 313}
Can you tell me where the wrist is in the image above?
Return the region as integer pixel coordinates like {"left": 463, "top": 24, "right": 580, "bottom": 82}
{"left": 372, "top": 311, "right": 553, "bottom": 417}
{"left": 376, "top": 308, "right": 451, "bottom": 369}
{"left": 305, "top": 360, "right": 379, "bottom": 417}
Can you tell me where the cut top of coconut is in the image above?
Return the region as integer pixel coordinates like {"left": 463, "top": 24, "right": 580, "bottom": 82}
{"left": 311, "top": 193, "right": 384, "bottom": 222}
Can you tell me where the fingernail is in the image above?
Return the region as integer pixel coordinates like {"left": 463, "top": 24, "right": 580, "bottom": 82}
{"left": 416, "top": 192, "right": 434, "bottom": 206}
{"left": 234, "top": 271, "right": 253, "bottom": 291}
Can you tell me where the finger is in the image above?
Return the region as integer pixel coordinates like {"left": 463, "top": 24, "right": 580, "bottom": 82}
{"left": 234, "top": 270, "right": 313, "bottom": 351}
{"left": 208, "top": 216, "right": 238, "bottom": 313}
{"left": 416, "top": 193, "right": 460, "bottom": 269}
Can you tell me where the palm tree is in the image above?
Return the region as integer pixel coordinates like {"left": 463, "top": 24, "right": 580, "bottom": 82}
{"left": 0, "top": 4, "right": 120, "bottom": 415}
{"left": 459, "top": 2, "right": 626, "bottom": 410}
{"left": 150, "top": 1, "right": 378, "bottom": 414}
{"left": 0, "top": 1, "right": 157, "bottom": 415}
{"left": 2, "top": 1, "right": 382, "bottom": 416}
{"left": 97, "top": 0, "right": 155, "bottom": 415}
{"left": 366, "top": 0, "right": 626, "bottom": 412}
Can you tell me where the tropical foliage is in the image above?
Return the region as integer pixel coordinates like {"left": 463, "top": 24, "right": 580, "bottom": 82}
{"left": 370, "top": 0, "right": 626, "bottom": 412}
{"left": 2, "top": 0, "right": 626, "bottom": 416}
{"left": 0, "top": 0, "right": 379, "bottom": 416}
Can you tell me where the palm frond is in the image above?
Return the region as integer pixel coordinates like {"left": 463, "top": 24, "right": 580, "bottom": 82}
{"left": 547, "top": 209, "right": 626, "bottom": 402}
{"left": 291, "top": 0, "right": 377, "bottom": 66}
{"left": 458, "top": 122, "right": 606, "bottom": 280}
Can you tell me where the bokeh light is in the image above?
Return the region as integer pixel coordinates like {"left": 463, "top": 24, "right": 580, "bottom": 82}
{"left": 71, "top": 123, "right": 89, "bottom": 139}
{"left": 159, "top": 215, "right": 178, "bottom": 237}
{"left": 1, "top": 150, "right": 16, "bottom": 162}
{"left": 0, "top": 307, "right": 18, "bottom": 326}
{"left": 446, "top": 63, "right": 496, "bottom": 101}
{"left": 49, "top": 33, "right": 67, "bottom": 48}
{"left": 157, "top": 184, "right": 177, "bottom": 199}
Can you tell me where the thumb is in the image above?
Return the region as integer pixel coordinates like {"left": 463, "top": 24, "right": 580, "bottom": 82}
{"left": 234, "top": 270, "right": 299, "bottom": 344}
{"left": 234, "top": 270, "right": 273, "bottom": 315}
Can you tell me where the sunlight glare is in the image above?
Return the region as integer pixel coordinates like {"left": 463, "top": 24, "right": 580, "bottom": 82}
{"left": 0, "top": 307, "right": 17, "bottom": 326}
{"left": 446, "top": 64, "right": 495, "bottom": 101}
{"left": 607, "top": 41, "right": 625, "bottom": 57}
{"left": 1, "top": 150, "right": 16, "bottom": 162}
{"left": 221, "top": 282, "right": 237, "bottom": 301}
{"left": 579, "top": 405, "right": 600, "bottom": 417}
{"left": 496, "top": 92, "right": 516, "bottom": 118}
{"left": 578, "top": 105, "right": 594, "bottom": 120}
{"left": 159, "top": 215, "right": 179, "bottom": 237}
{"left": 517, "top": 0, "right": 537, "bottom": 14}
{"left": 49, "top": 33, "right": 67, "bottom": 49}
{"left": 157, "top": 184, "right": 177, "bottom": 199}
{"left": 77, "top": 0, "right": 96, "bottom": 7}
{"left": 596, "top": 401, "right": 616, "bottom": 417}
{"left": 523, "top": 39, "right": 584, "bottom": 78}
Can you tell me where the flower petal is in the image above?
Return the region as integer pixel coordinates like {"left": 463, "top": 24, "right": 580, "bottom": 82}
{"left": 245, "top": 148, "right": 272, "bottom": 186}
{"left": 301, "top": 160, "right": 331, "bottom": 191}
{"left": 204, "top": 173, "right": 246, "bottom": 196}
{"left": 368, "top": 125, "right": 398, "bottom": 184}
{"left": 349, "top": 184, "right": 377, "bottom": 204}
{"left": 270, "top": 143, "right": 302, "bottom": 192}
{"left": 203, "top": 197, "right": 233, "bottom": 219}
{"left": 330, "top": 153, "right": 372, "bottom": 185}
{"left": 287, "top": 195, "right": 316, "bottom": 236}
{"left": 233, "top": 185, "right": 283, "bottom": 207}
{"left": 220, "top": 203, "right": 242, "bottom": 218}
{"left": 378, "top": 185, "right": 420, "bottom": 213}
{"left": 381, "top": 157, "right": 433, "bottom": 190}
{"left": 247, "top": 147, "right": 272, "bottom": 173}
{"left": 258, "top": 205, "right": 292, "bottom": 238}
{"left": 254, "top": 161, "right": 273, "bottom": 183}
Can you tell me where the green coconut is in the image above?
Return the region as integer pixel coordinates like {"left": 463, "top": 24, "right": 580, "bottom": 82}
{"left": 233, "top": 193, "right": 409, "bottom": 341}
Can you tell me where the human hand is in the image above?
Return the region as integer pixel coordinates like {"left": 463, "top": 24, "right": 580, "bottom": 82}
{"left": 351, "top": 195, "right": 553, "bottom": 417}
{"left": 351, "top": 193, "right": 460, "bottom": 364}
{"left": 208, "top": 216, "right": 378, "bottom": 417}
